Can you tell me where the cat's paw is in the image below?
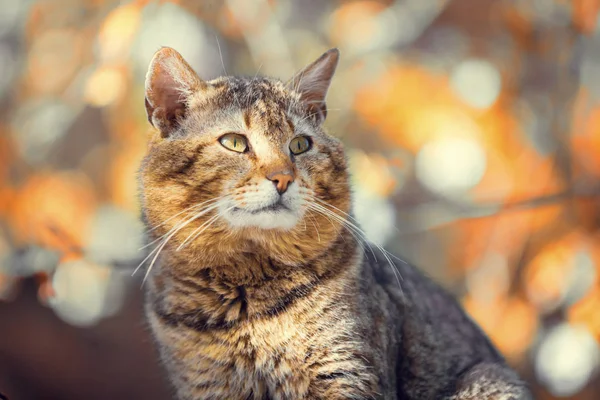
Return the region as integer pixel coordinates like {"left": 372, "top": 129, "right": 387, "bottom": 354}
{"left": 448, "top": 362, "right": 532, "bottom": 400}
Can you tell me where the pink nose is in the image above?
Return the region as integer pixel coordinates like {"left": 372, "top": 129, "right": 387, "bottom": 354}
{"left": 267, "top": 171, "right": 295, "bottom": 194}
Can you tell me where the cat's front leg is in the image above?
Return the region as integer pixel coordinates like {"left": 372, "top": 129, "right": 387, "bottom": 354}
{"left": 268, "top": 371, "right": 381, "bottom": 400}
{"left": 448, "top": 362, "right": 532, "bottom": 400}
{"left": 303, "top": 370, "right": 382, "bottom": 400}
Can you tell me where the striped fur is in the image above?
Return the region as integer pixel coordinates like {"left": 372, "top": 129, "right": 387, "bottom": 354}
{"left": 139, "top": 48, "right": 531, "bottom": 399}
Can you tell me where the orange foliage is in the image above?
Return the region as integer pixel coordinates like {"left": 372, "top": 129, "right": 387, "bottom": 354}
{"left": 355, "top": 65, "right": 458, "bottom": 152}
{"left": 2, "top": 1, "right": 600, "bottom": 396}
{"left": 97, "top": 3, "right": 142, "bottom": 63}
{"left": 464, "top": 294, "right": 538, "bottom": 362}
{"left": 569, "top": 288, "right": 600, "bottom": 342}
{"left": 572, "top": 89, "right": 600, "bottom": 177}
{"left": 524, "top": 232, "right": 584, "bottom": 311}
{"left": 355, "top": 63, "right": 565, "bottom": 201}
{"left": 218, "top": 5, "right": 245, "bottom": 39}
{"left": 571, "top": 0, "right": 600, "bottom": 34}
{"left": 328, "top": 1, "right": 388, "bottom": 48}
{"left": 6, "top": 172, "right": 97, "bottom": 251}
{"left": 25, "top": 28, "right": 86, "bottom": 95}
{"left": 454, "top": 204, "right": 564, "bottom": 274}
{"left": 108, "top": 144, "right": 146, "bottom": 211}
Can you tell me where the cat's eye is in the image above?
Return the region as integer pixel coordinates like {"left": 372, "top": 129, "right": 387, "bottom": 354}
{"left": 289, "top": 136, "right": 311, "bottom": 155}
{"left": 219, "top": 133, "right": 248, "bottom": 153}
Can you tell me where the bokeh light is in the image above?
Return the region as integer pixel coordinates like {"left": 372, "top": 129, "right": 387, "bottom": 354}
{"left": 1, "top": 0, "right": 600, "bottom": 399}
{"left": 416, "top": 137, "right": 487, "bottom": 198}
{"left": 535, "top": 323, "right": 600, "bottom": 397}
{"left": 450, "top": 58, "right": 502, "bottom": 109}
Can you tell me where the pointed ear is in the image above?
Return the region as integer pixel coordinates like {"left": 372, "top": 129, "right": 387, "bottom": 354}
{"left": 286, "top": 48, "right": 339, "bottom": 124}
{"left": 145, "top": 47, "right": 205, "bottom": 137}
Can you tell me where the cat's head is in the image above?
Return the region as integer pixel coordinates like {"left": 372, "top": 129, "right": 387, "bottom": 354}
{"left": 140, "top": 47, "right": 351, "bottom": 263}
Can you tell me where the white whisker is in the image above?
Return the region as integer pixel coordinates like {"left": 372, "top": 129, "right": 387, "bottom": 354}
{"left": 131, "top": 211, "right": 197, "bottom": 276}
{"left": 246, "top": 62, "right": 264, "bottom": 107}
{"left": 132, "top": 210, "right": 201, "bottom": 277}
{"left": 306, "top": 211, "right": 320, "bottom": 242}
{"left": 176, "top": 206, "right": 233, "bottom": 251}
{"left": 307, "top": 203, "right": 369, "bottom": 256}
{"left": 140, "top": 197, "right": 226, "bottom": 250}
{"left": 295, "top": 109, "right": 342, "bottom": 125}
{"left": 288, "top": 70, "right": 305, "bottom": 114}
{"left": 140, "top": 207, "right": 211, "bottom": 286}
{"left": 134, "top": 198, "right": 230, "bottom": 282}
{"left": 305, "top": 198, "right": 403, "bottom": 290}
{"left": 215, "top": 35, "right": 242, "bottom": 110}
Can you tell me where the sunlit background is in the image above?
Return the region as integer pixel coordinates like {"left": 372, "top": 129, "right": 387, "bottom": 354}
{"left": 1, "top": 0, "right": 599, "bottom": 399}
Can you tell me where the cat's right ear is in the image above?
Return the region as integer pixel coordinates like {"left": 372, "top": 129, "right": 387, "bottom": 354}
{"left": 145, "top": 47, "right": 205, "bottom": 138}
{"left": 286, "top": 48, "right": 339, "bottom": 124}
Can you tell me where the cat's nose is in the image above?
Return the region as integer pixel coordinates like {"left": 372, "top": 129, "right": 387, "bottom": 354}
{"left": 267, "top": 171, "right": 295, "bottom": 195}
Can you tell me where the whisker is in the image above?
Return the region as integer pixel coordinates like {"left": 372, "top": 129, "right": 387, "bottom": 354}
{"left": 132, "top": 210, "right": 202, "bottom": 277}
{"left": 312, "top": 196, "right": 407, "bottom": 265}
{"left": 253, "top": 63, "right": 263, "bottom": 79}
{"left": 142, "top": 201, "right": 204, "bottom": 235}
{"left": 286, "top": 67, "right": 307, "bottom": 115}
{"left": 294, "top": 109, "right": 339, "bottom": 125}
{"left": 140, "top": 209, "right": 208, "bottom": 286}
{"left": 216, "top": 35, "right": 228, "bottom": 76}
{"left": 215, "top": 35, "right": 242, "bottom": 110}
{"left": 307, "top": 203, "right": 370, "bottom": 256}
{"left": 184, "top": 206, "right": 235, "bottom": 250}
{"left": 306, "top": 211, "right": 320, "bottom": 242}
{"left": 306, "top": 199, "right": 403, "bottom": 290}
{"left": 134, "top": 202, "right": 225, "bottom": 280}
{"left": 140, "top": 198, "right": 225, "bottom": 250}
{"left": 311, "top": 196, "right": 363, "bottom": 225}
{"left": 245, "top": 62, "right": 264, "bottom": 107}
{"left": 177, "top": 207, "right": 229, "bottom": 251}
{"left": 307, "top": 204, "right": 339, "bottom": 234}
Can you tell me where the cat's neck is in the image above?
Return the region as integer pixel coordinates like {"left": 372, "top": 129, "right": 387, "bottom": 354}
{"left": 147, "top": 229, "right": 360, "bottom": 329}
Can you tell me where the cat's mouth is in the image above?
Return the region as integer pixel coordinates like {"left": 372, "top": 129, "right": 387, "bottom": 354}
{"left": 220, "top": 186, "right": 301, "bottom": 230}
{"left": 236, "top": 201, "right": 290, "bottom": 215}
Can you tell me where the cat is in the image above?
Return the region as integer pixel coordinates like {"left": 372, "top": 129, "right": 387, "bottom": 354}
{"left": 139, "top": 46, "right": 532, "bottom": 400}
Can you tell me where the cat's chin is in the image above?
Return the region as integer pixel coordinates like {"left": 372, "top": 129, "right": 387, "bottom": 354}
{"left": 223, "top": 207, "right": 300, "bottom": 231}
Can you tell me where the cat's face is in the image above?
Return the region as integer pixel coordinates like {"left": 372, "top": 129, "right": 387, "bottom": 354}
{"left": 140, "top": 48, "right": 350, "bottom": 262}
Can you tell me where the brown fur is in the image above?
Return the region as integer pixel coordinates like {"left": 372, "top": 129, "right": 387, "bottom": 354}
{"left": 139, "top": 47, "right": 531, "bottom": 400}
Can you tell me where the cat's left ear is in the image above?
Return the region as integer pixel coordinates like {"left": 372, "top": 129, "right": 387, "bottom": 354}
{"left": 145, "top": 47, "right": 206, "bottom": 137}
{"left": 286, "top": 48, "right": 339, "bottom": 124}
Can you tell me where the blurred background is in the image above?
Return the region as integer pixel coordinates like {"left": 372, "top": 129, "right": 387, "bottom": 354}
{"left": 0, "top": 0, "right": 599, "bottom": 398}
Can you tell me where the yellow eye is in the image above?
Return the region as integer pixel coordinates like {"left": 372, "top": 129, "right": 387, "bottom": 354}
{"left": 219, "top": 133, "right": 248, "bottom": 153}
{"left": 290, "top": 136, "right": 311, "bottom": 155}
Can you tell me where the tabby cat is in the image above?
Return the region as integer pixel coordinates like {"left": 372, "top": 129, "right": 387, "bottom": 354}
{"left": 139, "top": 47, "right": 531, "bottom": 400}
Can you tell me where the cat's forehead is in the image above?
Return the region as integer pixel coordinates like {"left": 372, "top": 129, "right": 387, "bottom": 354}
{"left": 187, "top": 76, "right": 305, "bottom": 140}
{"left": 208, "top": 76, "right": 296, "bottom": 111}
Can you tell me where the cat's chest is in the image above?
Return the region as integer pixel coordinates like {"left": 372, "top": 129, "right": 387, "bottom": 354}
{"left": 198, "top": 318, "right": 313, "bottom": 398}
{"left": 150, "top": 307, "right": 314, "bottom": 398}
{"left": 222, "top": 314, "right": 309, "bottom": 371}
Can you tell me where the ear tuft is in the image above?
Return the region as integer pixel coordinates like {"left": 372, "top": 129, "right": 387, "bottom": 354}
{"left": 144, "top": 47, "right": 205, "bottom": 137}
{"left": 287, "top": 48, "right": 340, "bottom": 124}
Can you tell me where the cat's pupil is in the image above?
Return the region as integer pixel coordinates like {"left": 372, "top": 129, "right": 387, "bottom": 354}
{"left": 234, "top": 138, "right": 237, "bottom": 147}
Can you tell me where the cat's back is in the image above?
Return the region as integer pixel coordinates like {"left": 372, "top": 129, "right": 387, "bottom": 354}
{"left": 359, "top": 250, "right": 512, "bottom": 398}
